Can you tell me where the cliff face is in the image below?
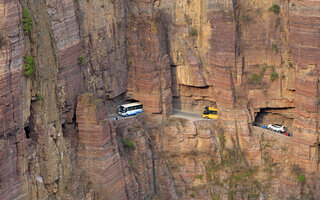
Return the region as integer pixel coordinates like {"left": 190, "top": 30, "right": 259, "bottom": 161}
{"left": 0, "top": 0, "right": 319, "bottom": 199}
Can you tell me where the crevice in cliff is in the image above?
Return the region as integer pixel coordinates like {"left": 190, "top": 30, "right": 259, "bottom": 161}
{"left": 24, "top": 126, "right": 30, "bottom": 139}
{"left": 154, "top": 9, "right": 173, "bottom": 64}
{"left": 234, "top": 119, "right": 249, "bottom": 166}
{"left": 232, "top": 0, "right": 241, "bottom": 61}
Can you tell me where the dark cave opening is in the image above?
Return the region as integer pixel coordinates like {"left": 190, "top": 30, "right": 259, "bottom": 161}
{"left": 24, "top": 126, "right": 31, "bottom": 139}
{"left": 254, "top": 107, "right": 294, "bottom": 133}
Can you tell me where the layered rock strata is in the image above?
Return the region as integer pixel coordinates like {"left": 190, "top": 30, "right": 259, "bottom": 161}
{"left": 0, "top": 0, "right": 319, "bottom": 199}
{"left": 76, "top": 94, "right": 128, "bottom": 199}
{"left": 0, "top": 1, "right": 28, "bottom": 199}
{"left": 126, "top": 0, "right": 172, "bottom": 115}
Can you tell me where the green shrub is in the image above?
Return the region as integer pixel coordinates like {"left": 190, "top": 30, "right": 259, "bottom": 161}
{"left": 252, "top": 73, "right": 261, "bottom": 82}
{"left": 281, "top": 74, "right": 285, "bottom": 79}
{"left": 36, "top": 93, "right": 43, "bottom": 101}
{"left": 23, "top": 56, "right": 35, "bottom": 77}
{"left": 78, "top": 55, "right": 86, "bottom": 66}
{"left": 120, "top": 138, "right": 135, "bottom": 150}
{"left": 298, "top": 175, "right": 306, "bottom": 183}
{"left": 195, "top": 174, "right": 203, "bottom": 180}
{"left": 242, "top": 15, "right": 252, "bottom": 22}
{"left": 248, "top": 73, "right": 261, "bottom": 84}
{"left": 190, "top": 193, "right": 195, "bottom": 198}
{"left": 127, "top": 59, "right": 132, "bottom": 66}
{"left": 262, "top": 65, "right": 271, "bottom": 73}
{"left": 190, "top": 28, "right": 197, "bottom": 37}
{"left": 272, "top": 43, "right": 279, "bottom": 53}
{"left": 268, "top": 4, "right": 280, "bottom": 14}
{"left": 21, "top": 8, "right": 33, "bottom": 36}
{"left": 270, "top": 71, "right": 278, "bottom": 81}
{"left": 234, "top": 171, "right": 250, "bottom": 181}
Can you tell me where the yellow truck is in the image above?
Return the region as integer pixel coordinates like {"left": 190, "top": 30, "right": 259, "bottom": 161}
{"left": 202, "top": 106, "right": 218, "bottom": 119}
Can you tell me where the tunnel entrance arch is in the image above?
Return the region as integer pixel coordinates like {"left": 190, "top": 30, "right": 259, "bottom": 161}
{"left": 254, "top": 107, "right": 294, "bottom": 133}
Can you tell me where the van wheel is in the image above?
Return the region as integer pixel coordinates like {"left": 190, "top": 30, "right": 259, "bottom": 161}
{"left": 126, "top": 114, "right": 128, "bottom": 117}
{"left": 205, "top": 116, "right": 209, "bottom": 119}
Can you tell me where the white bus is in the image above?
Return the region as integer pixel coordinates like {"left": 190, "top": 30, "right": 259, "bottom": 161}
{"left": 118, "top": 102, "right": 143, "bottom": 117}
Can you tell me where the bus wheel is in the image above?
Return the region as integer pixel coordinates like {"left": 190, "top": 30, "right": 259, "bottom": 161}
{"left": 126, "top": 114, "right": 128, "bottom": 117}
{"left": 206, "top": 116, "right": 209, "bottom": 119}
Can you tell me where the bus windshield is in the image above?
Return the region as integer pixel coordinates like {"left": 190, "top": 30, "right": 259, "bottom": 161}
{"left": 119, "top": 106, "right": 125, "bottom": 113}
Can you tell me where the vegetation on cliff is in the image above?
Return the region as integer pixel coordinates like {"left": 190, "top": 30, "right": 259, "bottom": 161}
{"left": 21, "top": 8, "right": 33, "bottom": 36}
{"left": 120, "top": 138, "right": 135, "bottom": 150}
{"left": 268, "top": 4, "right": 280, "bottom": 14}
{"left": 78, "top": 55, "right": 86, "bottom": 66}
{"left": 23, "top": 56, "right": 35, "bottom": 77}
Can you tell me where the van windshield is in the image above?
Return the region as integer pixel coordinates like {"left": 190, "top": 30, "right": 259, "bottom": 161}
{"left": 119, "top": 106, "right": 125, "bottom": 113}
{"left": 209, "top": 110, "right": 217, "bottom": 115}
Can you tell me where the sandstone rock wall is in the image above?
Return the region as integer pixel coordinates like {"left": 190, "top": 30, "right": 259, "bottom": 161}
{"left": 0, "top": 1, "right": 29, "bottom": 199}
{"left": 76, "top": 94, "right": 128, "bottom": 199}
{"left": 0, "top": 0, "right": 319, "bottom": 199}
{"left": 78, "top": 0, "right": 127, "bottom": 100}
{"left": 126, "top": 0, "right": 172, "bottom": 115}
{"left": 290, "top": 0, "right": 320, "bottom": 173}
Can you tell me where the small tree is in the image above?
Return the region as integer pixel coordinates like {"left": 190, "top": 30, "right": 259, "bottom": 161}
{"left": 272, "top": 43, "right": 279, "bottom": 53}
{"left": 120, "top": 138, "right": 135, "bottom": 150}
{"left": 24, "top": 56, "right": 35, "bottom": 77}
{"left": 36, "top": 93, "right": 44, "bottom": 102}
{"left": 268, "top": 4, "right": 280, "bottom": 14}
{"left": 190, "top": 28, "right": 197, "bottom": 37}
{"left": 21, "top": 8, "right": 33, "bottom": 36}
{"left": 78, "top": 55, "right": 86, "bottom": 66}
{"left": 298, "top": 175, "right": 306, "bottom": 183}
{"left": 270, "top": 72, "right": 278, "bottom": 81}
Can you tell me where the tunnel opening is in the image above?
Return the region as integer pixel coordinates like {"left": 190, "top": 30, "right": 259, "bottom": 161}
{"left": 24, "top": 126, "right": 31, "bottom": 139}
{"left": 254, "top": 107, "right": 294, "bottom": 133}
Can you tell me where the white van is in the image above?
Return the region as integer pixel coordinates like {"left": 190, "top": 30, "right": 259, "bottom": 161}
{"left": 118, "top": 102, "right": 143, "bottom": 117}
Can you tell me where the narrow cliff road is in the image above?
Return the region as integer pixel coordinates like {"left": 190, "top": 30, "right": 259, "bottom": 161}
{"left": 108, "top": 110, "right": 211, "bottom": 122}
{"left": 172, "top": 109, "right": 212, "bottom": 121}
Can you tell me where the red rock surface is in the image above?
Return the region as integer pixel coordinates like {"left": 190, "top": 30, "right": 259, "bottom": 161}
{"left": 126, "top": 1, "right": 172, "bottom": 115}
{"left": 76, "top": 94, "right": 128, "bottom": 199}
{"left": 0, "top": 0, "right": 319, "bottom": 199}
{"left": 47, "top": 0, "right": 83, "bottom": 122}
{"left": 0, "top": 1, "right": 28, "bottom": 199}
{"left": 290, "top": 0, "right": 320, "bottom": 172}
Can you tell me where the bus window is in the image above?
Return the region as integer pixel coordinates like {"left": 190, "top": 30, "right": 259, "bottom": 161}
{"left": 119, "top": 106, "right": 125, "bottom": 113}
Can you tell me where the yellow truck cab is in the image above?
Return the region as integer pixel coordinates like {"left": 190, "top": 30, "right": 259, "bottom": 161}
{"left": 202, "top": 106, "right": 218, "bottom": 119}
